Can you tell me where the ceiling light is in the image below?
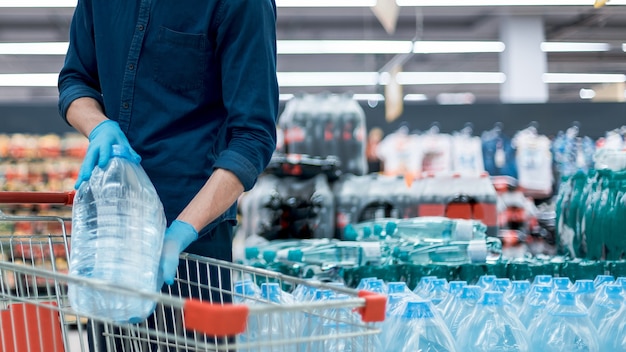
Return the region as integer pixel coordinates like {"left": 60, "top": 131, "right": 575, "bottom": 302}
{"left": 0, "top": 42, "right": 68, "bottom": 55}
{"left": 543, "top": 73, "right": 626, "bottom": 83}
{"left": 397, "top": 0, "right": 626, "bottom": 6}
{"left": 413, "top": 41, "right": 505, "bottom": 54}
{"left": 396, "top": 72, "right": 506, "bottom": 85}
{"left": 436, "top": 92, "right": 476, "bottom": 105}
{"left": 0, "top": 73, "right": 58, "bottom": 87}
{"left": 541, "top": 42, "right": 611, "bottom": 52}
{"left": 404, "top": 94, "right": 428, "bottom": 101}
{"left": 579, "top": 89, "right": 596, "bottom": 99}
{"left": 278, "top": 41, "right": 412, "bottom": 55}
{"left": 277, "top": 72, "right": 380, "bottom": 87}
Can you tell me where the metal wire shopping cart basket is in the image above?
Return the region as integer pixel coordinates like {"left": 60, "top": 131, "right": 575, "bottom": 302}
{"left": 0, "top": 191, "right": 386, "bottom": 352}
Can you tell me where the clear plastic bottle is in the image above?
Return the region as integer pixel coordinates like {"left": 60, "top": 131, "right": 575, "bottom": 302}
{"left": 439, "top": 281, "right": 467, "bottom": 317}
{"left": 282, "top": 241, "right": 384, "bottom": 268}
{"left": 234, "top": 280, "right": 263, "bottom": 347}
{"left": 428, "top": 278, "right": 450, "bottom": 306}
{"left": 519, "top": 284, "right": 553, "bottom": 328}
{"left": 528, "top": 290, "right": 600, "bottom": 352}
{"left": 477, "top": 275, "right": 496, "bottom": 290}
{"left": 492, "top": 278, "right": 512, "bottom": 293}
{"left": 387, "top": 300, "right": 458, "bottom": 352}
{"left": 395, "top": 217, "right": 488, "bottom": 242}
{"left": 531, "top": 275, "right": 553, "bottom": 288}
{"left": 589, "top": 283, "right": 623, "bottom": 329}
{"left": 392, "top": 237, "right": 502, "bottom": 265}
{"left": 593, "top": 274, "right": 615, "bottom": 290}
{"left": 599, "top": 300, "right": 626, "bottom": 351}
{"left": 446, "top": 285, "right": 482, "bottom": 337}
{"left": 259, "top": 283, "right": 298, "bottom": 352}
{"left": 413, "top": 276, "right": 438, "bottom": 298}
{"left": 69, "top": 144, "right": 165, "bottom": 323}
{"left": 505, "top": 280, "right": 531, "bottom": 314}
{"left": 456, "top": 291, "right": 530, "bottom": 352}
{"left": 552, "top": 277, "right": 573, "bottom": 291}
{"left": 574, "top": 279, "right": 596, "bottom": 308}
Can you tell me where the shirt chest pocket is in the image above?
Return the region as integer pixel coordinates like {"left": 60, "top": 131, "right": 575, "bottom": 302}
{"left": 153, "top": 27, "right": 212, "bottom": 92}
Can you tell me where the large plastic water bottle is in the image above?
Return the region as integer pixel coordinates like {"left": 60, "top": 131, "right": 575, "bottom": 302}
{"left": 387, "top": 300, "right": 457, "bottom": 352}
{"left": 392, "top": 237, "right": 502, "bottom": 265}
{"left": 593, "top": 274, "right": 614, "bottom": 290}
{"left": 446, "top": 285, "right": 482, "bottom": 337}
{"left": 69, "top": 144, "right": 166, "bottom": 323}
{"left": 528, "top": 290, "right": 600, "bottom": 352}
{"left": 519, "top": 285, "right": 553, "bottom": 328}
{"left": 599, "top": 301, "right": 626, "bottom": 351}
{"left": 552, "top": 277, "right": 573, "bottom": 291}
{"left": 574, "top": 280, "right": 596, "bottom": 308}
{"left": 505, "top": 280, "right": 530, "bottom": 314}
{"left": 588, "top": 283, "right": 623, "bottom": 328}
{"left": 439, "top": 281, "right": 467, "bottom": 317}
{"left": 456, "top": 291, "right": 530, "bottom": 352}
{"left": 259, "top": 283, "right": 298, "bottom": 352}
{"left": 281, "top": 241, "right": 384, "bottom": 267}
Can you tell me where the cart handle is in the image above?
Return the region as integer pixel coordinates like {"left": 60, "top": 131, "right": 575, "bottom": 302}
{"left": 0, "top": 191, "right": 75, "bottom": 206}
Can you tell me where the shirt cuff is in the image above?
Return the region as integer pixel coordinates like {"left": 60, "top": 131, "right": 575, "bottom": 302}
{"left": 58, "top": 85, "right": 104, "bottom": 123}
{"left": 213, "top": 149, "right": 260, "bottom": 191}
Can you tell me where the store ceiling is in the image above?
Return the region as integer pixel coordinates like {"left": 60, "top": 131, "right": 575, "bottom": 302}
{"left": 0, "top": 4, "right": 625, "bottom": 104}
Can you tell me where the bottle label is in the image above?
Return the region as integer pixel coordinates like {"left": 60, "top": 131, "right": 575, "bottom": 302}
{"left": 360, "top": 242, "right": 382, "bottom": 263}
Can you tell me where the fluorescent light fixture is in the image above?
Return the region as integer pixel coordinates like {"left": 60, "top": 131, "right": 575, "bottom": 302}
{"left": 278, "top": 41, "right": 413, "bottom": 55}
{"left": 0, "top": 0, "right": 76, "bottom": 7}
{"left": 276, "top": 0, "right": 375, "bottom": 7}
{"left": 404, "top": 94, "right": 428, "bottom": 101}
{"left": 579, "top": 88, "right": 596, "bottom": 99}
{"left": 0, "top": 73, "right": 58, "bottom": 87}
{"left": 543, "top": 73, "right": 626, "bottom": 83}
{"left": 413, "top": 41, "right": 505, "bottom": 54}
{"left": 541, "top": 42, "right": 611, "bottom": 52}
{"left": 352, "top": 94, "right": 385, "bottom": 101}
{"left": 0, "top": 42, "right": 68, "bottom": 55}
{"left": 396, "top": 72, "right": 506, "bottom": 85}
{"left": 397, "top": 0, "right": 626, "bottom": 6}
{"left": 622, "top": 43, "right": 626, "bottom": 52}
{"left": 277, "top": 40, "right": 504, "bottom": 55}
{"left": 277, "top": 72, "right": 380, "bottom": 87}
{"left": 436, "top": 92, "right": 476, "bottom": 105}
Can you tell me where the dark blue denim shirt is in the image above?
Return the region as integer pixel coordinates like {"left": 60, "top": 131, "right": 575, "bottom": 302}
{"left": 58, "top": 0, "right": 279, "bottom": 232}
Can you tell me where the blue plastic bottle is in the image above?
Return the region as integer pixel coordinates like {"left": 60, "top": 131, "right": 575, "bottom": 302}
{"left": 531, "top": 274, "right": 553, "bottom": 288}
{"left": 588, "top": 283, "right": 623, "bottom": 329}
{"left": 387, "top": 300, "right": 457, "bottom": 352}
{"left": 574, "top": 279, "right": 596, "bottom": 308}
{"left": 446, "top": 285, "right": 482, "bottom": 337}
{"left": 413, "top": 276, "right": 438, "bottom": 298}
{"left": 552, "top": 277, "right": 573, "bottom": 291}
{"left": 439, "top": 281, "right": 467, "bottom": 317}
{"left": 528, "top": 290, "right": 599, "bottom": 352}
{"left": 519, "top": 285, "right": 553, "bottom": 328}
{"left": 599, "top": 302, "right": 626, "bottom": 351}
{"left": 69, "top": 144, "right": 166, "bottom": 323}
{"left": 477, "top": 275, "right": 496, "bottom": 290}
{"left": 505, "top": 280, "right": 531, "bottom": 314}
{"left": 259, "top": 283, "right": 297, "bottom": 352}
{"left": 456, "top": 291, "right": 529, "bottom": 352}
{"left": 428, "top": 278, "right": 450, "bottom": 306}
{"left": 593, "top": 274, "right": 614, "bottom": 290}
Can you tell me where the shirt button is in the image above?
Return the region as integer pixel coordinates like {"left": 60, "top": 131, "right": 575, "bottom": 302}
{"left": 137, "top": 24, "right": 144, "bottom": 31}
{"left": 122, "top": 102, "right": 129, "bottom": 109}
{"left": 128, "top": 64, "right": 135, "bottom": 70}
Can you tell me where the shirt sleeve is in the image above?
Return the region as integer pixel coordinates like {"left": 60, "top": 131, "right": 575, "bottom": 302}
{"left": 211, "top": 0, "right": 279, "bottom": 191}
{"left": 57, "top": 0, "right": 104, "bottom": 123}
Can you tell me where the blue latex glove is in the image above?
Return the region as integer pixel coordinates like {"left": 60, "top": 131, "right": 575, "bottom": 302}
{"left": 75, "top": 119, "right": 141, "bottom": 189}
{"left": 159, "top": 220, "right": 199, "bottom": 286}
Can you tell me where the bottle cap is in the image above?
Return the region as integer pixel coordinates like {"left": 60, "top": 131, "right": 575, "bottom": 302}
{"left": 262, "top": 250, "right": 277, "bottom": 263}
{"left": 362, "top": 226, "right": 372, "bottom": 239}
{"left": 403, "top": 301, "right": 434, "bottom": 319}
{"left": 343, "top": 225, "right": 358, "bottom": 241}
{"left": 604, "top": 284, "right": 623, "bottom": 297}
{"left": 492, "top": 278, "right": 511, "bottom": 293}
{"left": 467, "top": 240, "right": 488, "bottom": 263}
{"left": 460, "top": 285, "right": 482, "bottom": 300}
{"left": 287, "top": 249, "right": 304, "bottom": 262}
{"left": 532, "top": 275, "right": 553, "bottom": 287}
{"left": 574, "top": 280, "right": 595, "bottom": 294}
{"left": 481, "top": 291, "right": 504, "bottom": 306}
{"left": 385, "top": 221, "right": 398, "bottom": 236}
{"left": 111, "top": 144, "right": 139, "bottom": 163}
{"left": 552, "top": 277, "right": 572, "bottom": 290}
{"left": 453, "top": 219, "right": 474, "bottom": 241}
{"left": 594, "top": 275, "right": 615, "bottom": 288}
{"left": 511, "top": 280, "right": 531, "bottom": 294}
{"left": 373, "top": 224, "right": 383, "bottom": 238}
{"left": 245, "top": 247, "right": 260, "bottom": 260}
{"left": 477, "top": 275, "right": 496, "bottom": 289}
{"left": 449, "top": 281, "right": 467, "bottom": 293}
{"left": 387, "top": 282, "right": 409, "bottom": 294}
{"left": 555, "top": 290, "right": 576, "bottom": 306}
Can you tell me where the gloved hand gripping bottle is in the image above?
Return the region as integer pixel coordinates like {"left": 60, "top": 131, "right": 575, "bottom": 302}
{"left": 69, "top": 144, "right": 166, "bottom": 323}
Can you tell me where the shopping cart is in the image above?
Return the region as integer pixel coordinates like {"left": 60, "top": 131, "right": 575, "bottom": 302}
{"left": 0, "top": 191, "right": 386, "bottom": 352}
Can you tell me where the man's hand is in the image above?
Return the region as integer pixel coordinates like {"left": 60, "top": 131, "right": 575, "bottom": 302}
{"left": 158, "top": 220, "right": 199, "bottom": 286}
{"left": 75, "top": 119, "right": 141, "bottom": 189}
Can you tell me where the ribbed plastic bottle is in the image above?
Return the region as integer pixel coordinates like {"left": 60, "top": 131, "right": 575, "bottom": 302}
{"left": 69, "top": 144, "right": 166, "bottom": 323}
{"left": 528, "top": 290, "right": 599, "bottom": 352}
{"left": 439, "top": 281, "right": 467, "bottom": 317}
{"left": 395, "top": 217, "right": 488, "bottom": 242}
{"left": 519, "top": 284, "right": 553, "bottom": 328}
{"left": 387, "top": 300, "right": 458, "bottom": 352}
{"left": 392, "top": 237, "right": 502, "bottom": 266}
{"left": 456, "top": 291, "right": 530, "bottom": 352}
{"left": 446, "top": 285, "right": 482, "bottom": 337}
{"left": 588, "top": 283, "right": 623, "bottom": 329}
{"left": 599, "top": 299, "right": 626, "bottom": 351}
{"left": 505, "top": 280, "right": 530, "bottom": 314}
